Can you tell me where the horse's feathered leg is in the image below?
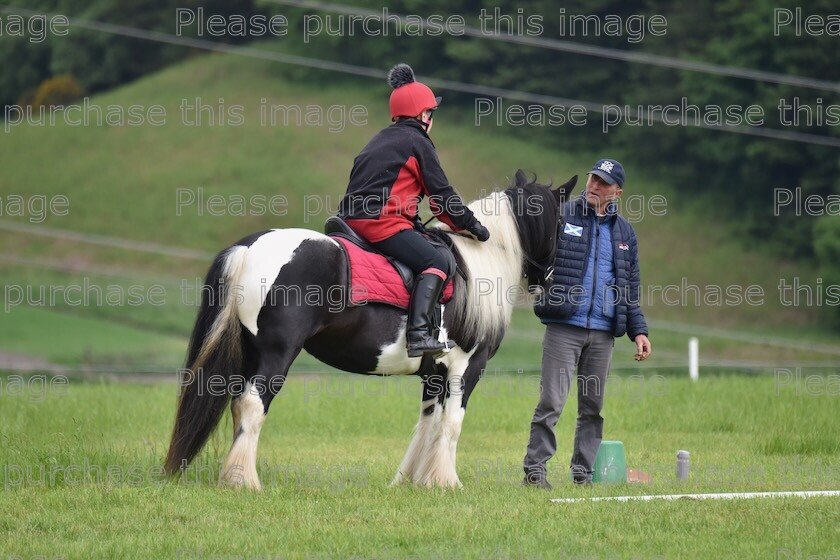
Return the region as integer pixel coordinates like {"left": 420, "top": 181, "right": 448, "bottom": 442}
{"left": 220, "top": 346, "right": 300, "bottom": 490}
{"left": 221, "top": 381, "right": 266, "bottom": 489}
{"left": 410, "top": 346, "right": 489, "bottom": 488}
{"left": 447, "top": 347, "right": 489, "bottom": 479}
{"left": 392, "top": 361, "right": 445, "bottom": 486}
{"left": 400, "top": 347, "right": 477, "bottom": 488}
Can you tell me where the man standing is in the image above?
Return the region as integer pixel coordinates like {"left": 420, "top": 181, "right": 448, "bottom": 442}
{"left": 523, "top": 158, "right": 651, "bottom": 488}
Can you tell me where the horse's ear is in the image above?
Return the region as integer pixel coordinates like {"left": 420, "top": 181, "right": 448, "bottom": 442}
{"left": 553, "top": 175, "right": 577, "bottom": 203}
{"left": 514, "top": 169, "right": 528, "bottom": 187}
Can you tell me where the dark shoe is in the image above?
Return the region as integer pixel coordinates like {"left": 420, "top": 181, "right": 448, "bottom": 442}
{"left": 522, "top": 472, "right": 553, "bottom": 490}
{"left": 570, "top": 465, "right": 593, "bottom": 486}
{"left": 406, "top": 273, "right": 448, "bottom": 357}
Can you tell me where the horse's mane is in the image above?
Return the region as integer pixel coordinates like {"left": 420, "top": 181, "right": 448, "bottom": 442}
{"left": 431, "top": 175, "right": 554, "bottom": 353}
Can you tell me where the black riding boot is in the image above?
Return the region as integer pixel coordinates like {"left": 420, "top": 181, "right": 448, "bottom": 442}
{"left": 406, "top": 273, "right": 448, "bottom": 357}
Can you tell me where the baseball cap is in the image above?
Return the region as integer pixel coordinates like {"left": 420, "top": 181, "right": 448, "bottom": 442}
{"left": 589, "top": 159, "right": 625, "bottom": 188}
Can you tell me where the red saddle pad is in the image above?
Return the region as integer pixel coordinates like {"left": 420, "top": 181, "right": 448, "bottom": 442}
{"left": 333, "top": 237, "right": 454, "bottom": 309}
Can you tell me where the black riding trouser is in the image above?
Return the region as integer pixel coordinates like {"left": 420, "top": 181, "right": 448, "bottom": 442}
{"left": 372, "top": 229, "right": 450, "bottom": 279}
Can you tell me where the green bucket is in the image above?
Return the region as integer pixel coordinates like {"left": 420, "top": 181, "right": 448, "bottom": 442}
{"left": 592, "top": 440, "right": 627, "bottom": 483}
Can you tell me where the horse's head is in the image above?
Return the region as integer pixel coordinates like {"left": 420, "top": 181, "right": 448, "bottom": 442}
{"left": 504, "top": 169, "right": 577, "bottom": 292}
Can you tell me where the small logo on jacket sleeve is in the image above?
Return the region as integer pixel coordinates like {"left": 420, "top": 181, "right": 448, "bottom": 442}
{"left": 564, "top": 223, "right": 583, "bottom": 237}
{"left": 618, "top": 242, "right": 629, "bottom": 250}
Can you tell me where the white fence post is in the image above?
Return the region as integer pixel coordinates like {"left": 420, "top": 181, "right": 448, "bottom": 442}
{"left": 689, "top": 337, "right": 699, "bottom": 381}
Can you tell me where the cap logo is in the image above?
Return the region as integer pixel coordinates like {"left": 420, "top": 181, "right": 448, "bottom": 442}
{"left": 598, "top": 161, "right": 615, "bottom": 173}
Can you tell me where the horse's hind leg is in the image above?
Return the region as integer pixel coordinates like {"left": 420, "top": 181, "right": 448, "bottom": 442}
{"left": 221, "top": 344, "right": 300, "bottom": 490}
{"left": 223, "top": 380, "right": 266, "bottom": 489}
{"left": 219, "top": 233, "right": 341, "bottom": 489}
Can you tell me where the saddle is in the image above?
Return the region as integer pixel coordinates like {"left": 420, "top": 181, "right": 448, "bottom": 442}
{"left": 324, "top": 216, "right": 456, "bottom": 309}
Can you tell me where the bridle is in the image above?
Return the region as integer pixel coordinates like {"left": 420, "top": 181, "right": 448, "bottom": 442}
{"left": 522, "top": 211, "right": 561, "bottom": 290}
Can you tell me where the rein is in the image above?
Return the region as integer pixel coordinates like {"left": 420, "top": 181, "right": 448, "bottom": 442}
{"left": 416, "top": 219, "right": 468, "bottom": 282}
{"left": 420, "top": 203, "right": 561, "bottom": 287}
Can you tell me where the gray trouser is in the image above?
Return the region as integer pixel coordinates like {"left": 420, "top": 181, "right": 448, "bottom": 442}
{"left": 523, "top": 323, "right": 614, "bottom": 482}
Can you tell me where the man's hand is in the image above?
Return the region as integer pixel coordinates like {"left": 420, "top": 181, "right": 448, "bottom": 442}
{"left": 467, "top": 220, "right": 490, "bottom": 242}
{"left": 634, "top": 334, "right": 651, "bottom": 361}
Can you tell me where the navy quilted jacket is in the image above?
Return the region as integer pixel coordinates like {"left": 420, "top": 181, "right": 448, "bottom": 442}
{"left": 535, "top": 195, "right": 648, "bottom": 340}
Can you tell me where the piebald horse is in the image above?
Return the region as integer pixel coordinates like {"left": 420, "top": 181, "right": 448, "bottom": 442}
{"left": 164, "top": 170, "right": 576, "bottom": 489}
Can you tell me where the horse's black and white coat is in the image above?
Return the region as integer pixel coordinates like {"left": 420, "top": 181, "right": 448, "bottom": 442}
{"left": 165, "top": 171, "right": 576, "bottom": 489}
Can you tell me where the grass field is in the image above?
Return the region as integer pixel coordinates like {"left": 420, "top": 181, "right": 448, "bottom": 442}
{"left": 1, "top": 373, "right": 839, "bottom": 559}
{"left": 2, "top": 46, "right": 839, "bottom": 560}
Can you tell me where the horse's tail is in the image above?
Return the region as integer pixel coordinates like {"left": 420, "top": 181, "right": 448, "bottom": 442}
{"left": 164, "top": 245, "right": 249, "bottom": 474}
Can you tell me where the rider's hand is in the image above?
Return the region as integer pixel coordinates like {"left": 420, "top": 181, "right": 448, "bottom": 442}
{"left": 467, "top": 220, "right": 490, "bottom": 242}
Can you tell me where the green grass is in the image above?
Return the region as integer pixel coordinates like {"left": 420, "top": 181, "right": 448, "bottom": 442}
{"left": 0, "top": 306, "right": 185, "bottom": 366}
{"left": 1, "top": 374, "right": 839, "bottom": 558}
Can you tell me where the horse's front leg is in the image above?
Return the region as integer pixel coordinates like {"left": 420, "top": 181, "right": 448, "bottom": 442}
{"left": 440, "top": 346, "right": 489, "bottom": 486}
{"left": 391, "top": 362, "right": 445, "bottom": 487}
{"left": 405, "top": 346, "right": 487, "bottom": 488}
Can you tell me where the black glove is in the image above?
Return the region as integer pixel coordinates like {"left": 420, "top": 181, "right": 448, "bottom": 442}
{"left": 467, "top": 220, "right": 490, "bottom": 242}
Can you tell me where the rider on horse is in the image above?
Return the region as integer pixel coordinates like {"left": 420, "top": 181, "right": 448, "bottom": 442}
{"left": 338, "top": 63, "right": 491, "bottom": 357}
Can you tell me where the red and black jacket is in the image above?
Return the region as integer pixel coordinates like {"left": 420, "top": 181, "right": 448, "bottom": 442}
{"left": 338, "top": 119, "right": 478, "bottom": 242}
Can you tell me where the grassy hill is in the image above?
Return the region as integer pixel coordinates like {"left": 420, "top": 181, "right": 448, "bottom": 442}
{"left": 0, "top": 50, "right": 835, "bottom": 370}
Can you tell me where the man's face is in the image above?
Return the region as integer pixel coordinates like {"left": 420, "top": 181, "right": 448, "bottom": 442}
{"left": 585, "top": 173, "right": 622, "bottom": 210}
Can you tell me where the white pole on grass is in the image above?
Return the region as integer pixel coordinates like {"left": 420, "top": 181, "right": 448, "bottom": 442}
{"left": 689, "top": 337, "right": 699, "bottom": 381}
{"left": 551, "top": 490, "right": 840, "bottom": 504}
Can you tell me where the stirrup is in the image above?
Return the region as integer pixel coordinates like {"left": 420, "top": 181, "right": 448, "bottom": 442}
{"left": 406, "top": 331, "right": 449, "bottom": 358}
{"left": 406, "top": 341, "right": 447, "bottom": 358}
